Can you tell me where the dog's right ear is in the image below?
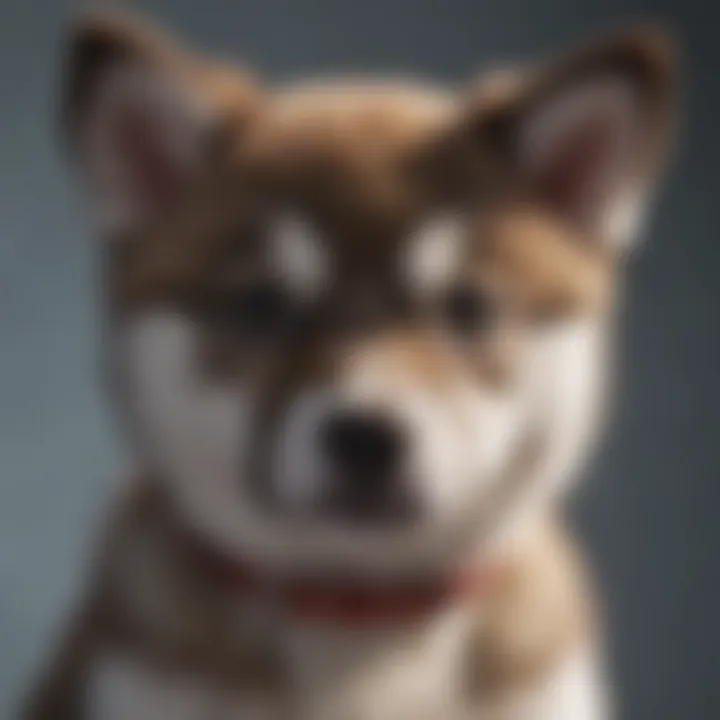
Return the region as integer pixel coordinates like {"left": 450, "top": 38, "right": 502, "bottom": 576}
{"left": 62, "top": 11, "right": 261, "bottom": 237}
{"left": 464, "top": 27, "right": 679, "bottom": 252}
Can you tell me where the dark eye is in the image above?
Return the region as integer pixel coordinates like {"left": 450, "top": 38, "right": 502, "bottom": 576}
{"left": 443, "top": 283, "right": 493, "bottom": 336}
{"left": 222, "top": 282, "right": 294, "bottom": 339}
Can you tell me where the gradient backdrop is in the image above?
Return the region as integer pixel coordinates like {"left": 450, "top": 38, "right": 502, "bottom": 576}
{"left": 1, "top": 0, "right": 718, "bottom": 717}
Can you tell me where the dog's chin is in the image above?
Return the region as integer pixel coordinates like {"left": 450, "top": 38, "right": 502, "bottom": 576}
{"left": 260, "top": 486, "right": 423, "bottom": 530}
{"left": 156, "top": 455, "right": 511, "bottom": 580}
{"left": 256, "top": 460, "right": 428, "bottom": 528}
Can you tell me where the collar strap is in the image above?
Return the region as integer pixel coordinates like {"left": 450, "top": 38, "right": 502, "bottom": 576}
{"left": 283, "top": 567, "right": 502, "bottom": 623}
{"left": 195, "top": 541, "right": 504, "bottom": 626}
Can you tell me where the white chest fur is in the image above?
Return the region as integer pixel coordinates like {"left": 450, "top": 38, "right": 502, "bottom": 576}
{"left": 85, "top": 639, "right": 604, "bottom": 720}
{"left": 84, "top": 607, "right": 472, "bottom": 720}
{"left": 282, "top": 606, "right": 475, "bottom": 720}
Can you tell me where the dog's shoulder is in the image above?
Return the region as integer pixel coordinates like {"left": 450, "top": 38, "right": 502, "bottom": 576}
{"left": 20, "top": 480, "right": 160, "bottom": 719}
{"left": 22, "top": 479, "right": 285, "bottom": 719}
{"left": 96, "top": 479, "right": 284, "bottom": 684}
{"left": 466, "top": 516, "right": 599, "bottom": 702}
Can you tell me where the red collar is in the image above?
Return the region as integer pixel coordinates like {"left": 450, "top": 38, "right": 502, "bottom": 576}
{"left": 194, "top": 540, "right": 504, "bottom": 626}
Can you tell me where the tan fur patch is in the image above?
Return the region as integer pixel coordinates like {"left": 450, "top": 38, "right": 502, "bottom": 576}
{"left": 466, "top": 516, "right": 596, "bottom": 701}
{"left": 474, "top": 206, "right": 613, "bottom": 322}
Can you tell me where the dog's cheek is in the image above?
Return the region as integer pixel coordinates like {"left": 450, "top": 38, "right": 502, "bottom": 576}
{"left": 271, "top": 389, "right": 336, "bottom": 512}
{"left": 403, "top": 387, "right": 524, "bottom": 518}
{"left": 121, "top": 312, "right": 253, "bottom": 511}
{"left": 403, "top": 394, "right": 465, "bottom": 515}
{"left": 494, "top": 320, "right": 606, "bottom": 548}
{"left": 450, "top": 390, "right": 528, "bottom": 518}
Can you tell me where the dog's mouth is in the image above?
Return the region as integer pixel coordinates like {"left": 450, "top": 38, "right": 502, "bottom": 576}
{"left": 323, "top": 477, "right": 421, "bottom": 525}
{"left": 253, "top": 464, "right": 424, "bottom": 528}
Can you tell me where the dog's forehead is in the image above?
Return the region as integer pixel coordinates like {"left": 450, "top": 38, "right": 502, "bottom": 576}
{"left": 113, "top": 80, "right": 611, "bottom": 316}
{"left": 257, "top": 81, "right": 457, "bottom": 165}
{"left": 271, "top": 81, "right": 457, "bottom": 145}
{"left": 239, "top": 82, "right": 460, "bottom": 234}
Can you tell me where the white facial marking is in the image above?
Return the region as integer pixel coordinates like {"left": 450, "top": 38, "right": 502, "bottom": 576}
{"left": 402, "top": 215, "right": 466, "bottom": 295}
{"left": 122, "top": 308, "right": 603, "bottom": 575}
{"left": 124, "top": 313, "right": 247, "bottom": 477}
{"left": 269, "top": 319, "right": 603, "bottom": 553}
{"left": 121, "top": 313, "right": 465, "bottom": 573}
{"left": 270, "top": 214, "right": 329, "bottom": 298}
{"left": 528, "top": 321, "right": 603, "bottom": 476}
{"left": 273, "top": 390, "right": 337, "bottom": 512}
{"left": 123, "top": 313, "right": 254, "bottom": 547}
{"left": 271, "top": 341, "right": 527, "bottom": 525}
{"left": 602, "top": 185, "right": 649, "bottom": 251}
{"left": 491, "top": 320, "right": 605, "bottom": 552}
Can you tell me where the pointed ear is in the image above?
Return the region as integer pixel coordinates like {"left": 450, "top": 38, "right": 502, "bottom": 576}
{"left": 62, "top": 11, "right": 260, "bottom": 236}
{"left": 468, "top": 27, "right": 679, "bottom": 251}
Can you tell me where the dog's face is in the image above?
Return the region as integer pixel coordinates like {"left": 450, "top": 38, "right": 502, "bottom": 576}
{"left": 64, "top": 14, "right": 676, "bottom": 575}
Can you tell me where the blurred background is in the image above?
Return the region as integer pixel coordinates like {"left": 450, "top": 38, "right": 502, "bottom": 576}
{"left": 1, "top": 0, "right": 718, "bottom": 717}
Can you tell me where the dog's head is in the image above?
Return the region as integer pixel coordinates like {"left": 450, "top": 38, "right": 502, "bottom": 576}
{"left": 62, "top": 13, "right": 677, "bottom": 576}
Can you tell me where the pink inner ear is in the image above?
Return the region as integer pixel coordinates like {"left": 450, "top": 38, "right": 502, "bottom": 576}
{"left": 535, "top": 115, "right": 618, "bottom": 218}
{"left": 111, "top": 103, "right": 191, "bottom": 216}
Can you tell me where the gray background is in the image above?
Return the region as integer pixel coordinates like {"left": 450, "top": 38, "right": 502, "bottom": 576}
{"left": 1, "top": 0, "right": 718, "bottom": 718}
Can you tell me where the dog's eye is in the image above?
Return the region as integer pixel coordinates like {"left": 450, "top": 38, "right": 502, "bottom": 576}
{"left": 443, "top": 284, "right": 493, "bottom": 336}
{"left": 223, "top": 282, "right": 294, "bottom": 339}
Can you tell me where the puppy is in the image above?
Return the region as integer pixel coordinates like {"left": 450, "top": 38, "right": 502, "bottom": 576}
{"left": 24, "top": 11, "right": 677, "bottom": 719}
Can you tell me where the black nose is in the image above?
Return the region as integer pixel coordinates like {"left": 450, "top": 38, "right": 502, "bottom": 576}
{"left": 321, "top": 411, "right": 404, "bottom": 480}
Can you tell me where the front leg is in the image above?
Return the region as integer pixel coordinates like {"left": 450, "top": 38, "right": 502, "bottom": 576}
{"left": 464, "top": 520, "right": 610, "bottom": 720}
{"left": 478, "top": 649, "right": 610, "bottom": 720}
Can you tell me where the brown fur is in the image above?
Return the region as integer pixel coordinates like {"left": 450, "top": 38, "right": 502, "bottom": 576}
{"left": 23, "top": 10, "right": 678, "bottom": 718}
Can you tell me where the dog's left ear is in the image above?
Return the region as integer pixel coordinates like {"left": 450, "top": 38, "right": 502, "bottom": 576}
{"left": 61, "top": 10, "right": 262, "bottom": 237}
{"left": 468, "top": 27, "right": 679, "bottom": 251}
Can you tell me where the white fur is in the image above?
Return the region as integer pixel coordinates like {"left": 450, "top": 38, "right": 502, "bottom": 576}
{"left": 483, "top": 649, "right": 609, "bottom": 720}
{"left": 601, "top": 185, "right": 649, "bottom": 252}
{"left": 273, "top": 358, "right": 524, "bottom": 523}
{"left": 537, "top": 650, "right": 609, "bottom": 720}
{"left": 122, "top": 312, "right": 497, "bottom": 575}
{"left": 273, "top": 388, "right": 336, "bottom": 512}
{"left": 490, "top": 321, "right": 606, "bottom": 551}
{"left": 86, "top": 629, "right": 607, "bottom": 720}
{"left": 122, "top": 310, "right": 603, "bottom": 578}
{"left": 270, "top": 214, "right": 330, "bottom": 298}
{"left": 113, "top": 313, "right": 607, "bottom": 720}
{"left": 284, "top": 604, "right": 475, "bottom": 720}
{"left": 402, "top": 215, "right": 466, "bottom": 295}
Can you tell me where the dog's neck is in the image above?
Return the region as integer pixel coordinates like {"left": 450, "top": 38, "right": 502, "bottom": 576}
{"left": 113, "top": 484, "right": 511, "bottom": 717}
{"left": 187, "top": 528, "right": 495, "bottom": 716}
{"left": 184, "top": 531, "right": 502, "bottom": 719}
{"left": 280, "top": 598, "right": 476, "bottom": 720}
